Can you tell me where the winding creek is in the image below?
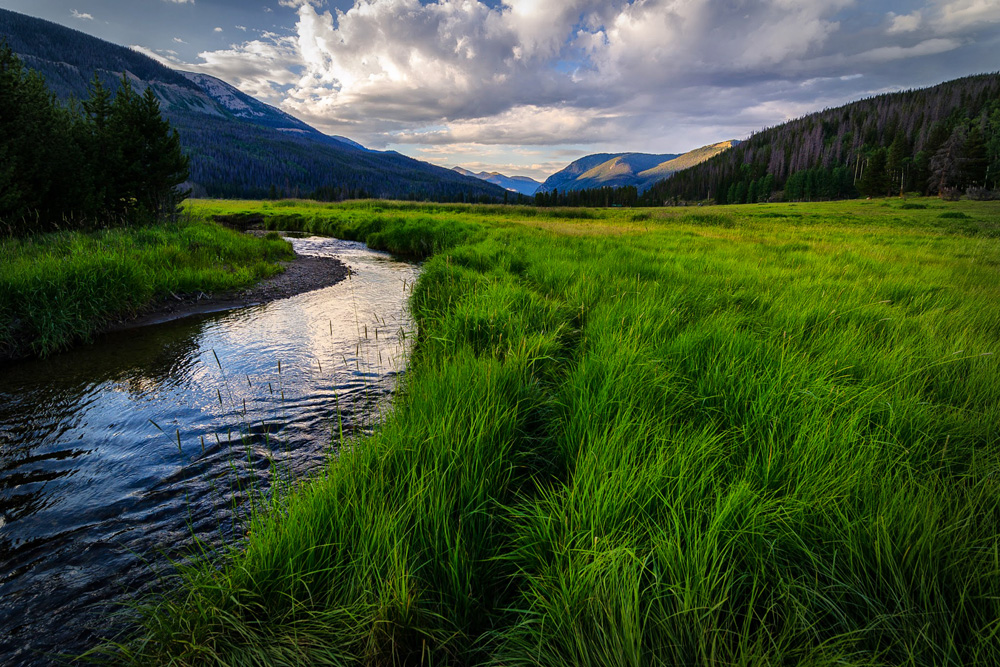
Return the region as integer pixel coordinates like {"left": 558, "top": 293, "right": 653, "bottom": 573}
{"left": 0, "top": 236, "right": 420, "bottom": 665}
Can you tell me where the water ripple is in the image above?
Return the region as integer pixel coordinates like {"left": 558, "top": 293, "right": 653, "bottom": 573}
{"left": 0, "top": 236, "right": 419, "bottom": 666}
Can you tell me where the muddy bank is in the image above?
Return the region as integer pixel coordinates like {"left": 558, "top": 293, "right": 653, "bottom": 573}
{"left": 1, "top": 245, "right": 350, "bottom": 364}
{"left": 107, "top": 251, "right": 350, "bottom": 331}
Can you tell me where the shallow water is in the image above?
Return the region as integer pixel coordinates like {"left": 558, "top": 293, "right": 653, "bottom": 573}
{"left": 0, "top": 236, "right": 420, "bottom": 665}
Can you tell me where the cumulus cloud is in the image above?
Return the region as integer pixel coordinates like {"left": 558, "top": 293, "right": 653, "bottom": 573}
{"left": 188, "top": 36, "right": 302, "bottom": 102}
{"left": 887, "top": 10, "right": 922, "bottom": 33}
{"left": 933, "top": 0, "right": 1000, "bottom": 31}
{"left": 178, "top": 0, "right": 999, "bottom": 164}
{"left": 272, "top": 0, "right": 856, "bottom": 140}
{"left": 71, "top": 9, "right": 93, "bottom": 20}
{"left": 214, "top": 27, "right": 223, "bottom": 32}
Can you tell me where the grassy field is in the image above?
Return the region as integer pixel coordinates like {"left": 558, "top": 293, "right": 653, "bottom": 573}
{"left": 111, "top": 198, "right": 1000, "bottom": 665}
{"left": 0, "top": 217, "right": 293, "bottom": 359}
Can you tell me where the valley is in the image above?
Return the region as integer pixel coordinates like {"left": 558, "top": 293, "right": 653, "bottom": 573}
{"left": 1, "top": 3, "right": 1000, "bottom": 666}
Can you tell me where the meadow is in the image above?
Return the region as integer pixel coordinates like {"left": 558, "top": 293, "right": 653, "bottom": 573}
{"left": 111, "top": 197, "right": 1000, "bottom": 665}
{"left": 0, "top": 217, "right": 293, "bottom": 358}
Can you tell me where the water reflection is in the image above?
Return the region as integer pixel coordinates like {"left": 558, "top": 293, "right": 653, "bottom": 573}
{"left": 0, "top": 237, "right": 419, "bottom": 666}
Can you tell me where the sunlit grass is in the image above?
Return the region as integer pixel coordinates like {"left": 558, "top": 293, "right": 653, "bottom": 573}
{"left": 105, "top": 197, "right": 1000, "bottom": 666}
{"left": 0, "top": 216, "right": 293, "bottom": 358}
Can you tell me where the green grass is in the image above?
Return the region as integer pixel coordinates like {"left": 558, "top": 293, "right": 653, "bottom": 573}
{"left": 104, "top": 197, "right": 1000, "bottom": 666}
{"left": 0, "top": 216, "right": 293, "bottom": 358}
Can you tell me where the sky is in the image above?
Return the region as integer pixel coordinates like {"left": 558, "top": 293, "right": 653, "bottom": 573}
{"left": 5, "top": 0, "right": 1000, "bottom": 181}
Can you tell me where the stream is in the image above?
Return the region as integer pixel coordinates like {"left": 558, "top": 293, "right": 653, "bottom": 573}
{"left": 0, "top": 236, "right": 420, "bottom": 665}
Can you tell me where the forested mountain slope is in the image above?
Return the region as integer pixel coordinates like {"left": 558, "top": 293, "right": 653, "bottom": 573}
{"left": 0, "top": 8, "right": 506, "bottom": 202}
{"left": 641, "top": 74, "right": 1000, "bottom": 205}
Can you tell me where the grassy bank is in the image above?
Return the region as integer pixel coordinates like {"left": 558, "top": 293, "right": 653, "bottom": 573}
{"left": 0, "top": 217, "right": 293, "bottom": 359}
{"left": 113, "top": 198, "right": 1000, "bottom": 665}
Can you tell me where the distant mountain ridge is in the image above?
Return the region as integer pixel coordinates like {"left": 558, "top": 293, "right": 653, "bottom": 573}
{"left": 538, "top": 143, "right": 736, "bottom": 194}
{"left": 539, "top": 153, "right": 675, "bottom": 193}
{"left": 0, "top": 8, "right": 506, "bottom": 201}
{"left": 452, "top": 167, "right": 541, "bottom": 195}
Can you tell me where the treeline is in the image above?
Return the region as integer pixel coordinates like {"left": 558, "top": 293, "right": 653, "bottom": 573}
{"left": 713, "top": 166, "right": 855, "bottom": 205}
{"left": 534, "top": 185, "right": 639, "bottom": 207}
{"left": 640, "top": 73, "right": 1000, "bottom": 205}
{"left": 0, "top": 44, "right": 188, "bottom": 236}
{"left": 308, "top": 185, "right": 506, "bottom": 204}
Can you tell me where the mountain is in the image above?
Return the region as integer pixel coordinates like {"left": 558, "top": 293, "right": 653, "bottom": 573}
{"left": 640, "top": 73, "right": 1000, "bottom": 205}
{"left": 538, "top": 153, "right": 679, "bottom": 193}
{"left": 452, "top": 167, "right": 541, "bottom": 195}
{"left": 538, "top": 144, "right": 741, "bottom": 194}
{"left": 635, "top": 141, "right": 739, "bottom": 186}
{"left": 0, "top": 8, "right": 507, "bottom": 202}
{"left": 536, "top": 143, "right": 736, "bottom": 194}
{"left": 176, "top": 72, "right": 317, "bottom": 134}
{"left": 177, "top": 71, "right": 369, "bottom": 153}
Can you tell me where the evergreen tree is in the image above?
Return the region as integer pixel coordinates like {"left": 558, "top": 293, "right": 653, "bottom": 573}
{"left": 44, "top": 95, "right": 90, "bottom": 221}
{"left": 0, "top": 45, "right": 190, "bottom": 235}
{"left": 929, "top": 126, "right": 965, "bottom": 196}
{"left": 81, "top": 73, "right": 115, "bottom": 217}
{"left": 104, "top": 76, "right": 189, "bottom": 221}
{"left": 785, "top": 171, "right": 803, "bottom": 200}
{"left": 987, "top": 104, "right": 1000, "bottom": 190}
{"left": 959, "top": 124, "right": 988, "bottom": 189}
{"left": 913, "top": 150, "right": 931, "bottom": 194}
{"left": 0, "top": 41, "right": 61, "bottom": 233}
{"left": 133, "top": 85, "right": 189, "bottom": 218}
{"left": 887, "top": 133, "right": 909, "bottom": 195}
{"left": 804, "top": 169, "right": 818, "bottom": 200}
{"left": 759, "top": 173, "right": 775, "bottom": 202}
{"left": 858, "top": 148, "right": 889, "bottom": 197}
{"left": 733, "top": 181, "right": 747, "bottom": 204}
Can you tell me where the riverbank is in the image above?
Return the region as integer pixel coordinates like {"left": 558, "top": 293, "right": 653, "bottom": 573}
{"left": 0, "top": 234, "right": 413, "bottom": 667}
{"left": 105, "top": 250, "right": 350, "bottom": 331}
{"left": 108, "top": 198, "right": 1000, "bottom": 665}
{"left": 0, "top": 219, "right": 306, "bottom": 362}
